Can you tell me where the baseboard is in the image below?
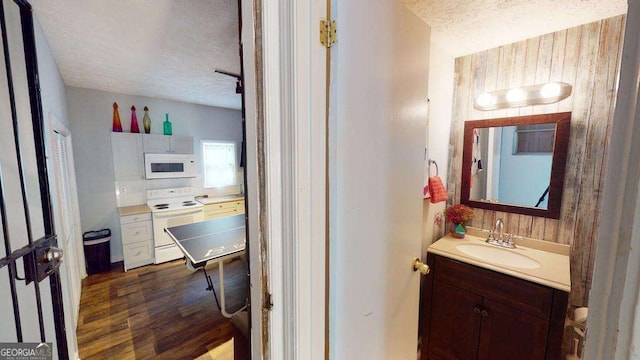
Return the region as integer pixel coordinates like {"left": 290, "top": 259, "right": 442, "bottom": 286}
{"left": 111, "top": 254, "right": 124, "bottom": 263}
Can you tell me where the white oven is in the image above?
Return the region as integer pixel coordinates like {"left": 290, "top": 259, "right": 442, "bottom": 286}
{"left": 144, "top": 153, "right": 197, "bottom": 179}
{"left": 152, "top": 207, "right": 204, "bottom": 263}
{"left": 147, "top": 187, "right": 204, "bottom": 264}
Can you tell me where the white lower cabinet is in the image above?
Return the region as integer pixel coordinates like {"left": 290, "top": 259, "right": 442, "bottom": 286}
{"left": 120, "top": 213, "right": 154, "bottom": 271}
{"left": 203, "top": 199, "right": 245, "bottom": 220}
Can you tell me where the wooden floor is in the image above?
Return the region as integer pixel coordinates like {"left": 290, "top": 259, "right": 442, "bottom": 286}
{"left": 77, "top": 258, "right": 248, "bottom": 360}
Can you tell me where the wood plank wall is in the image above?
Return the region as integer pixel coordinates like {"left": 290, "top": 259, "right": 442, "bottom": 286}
{"left": 448, "top": 15, "right": 625, "bottom": 307}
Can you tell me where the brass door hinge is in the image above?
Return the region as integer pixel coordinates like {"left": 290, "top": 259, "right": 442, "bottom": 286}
{"left": 320, "top": 19, "right": 336, "bottom": 48}
{"left": 264, "top": 292, "right": 273, "bottom": 311}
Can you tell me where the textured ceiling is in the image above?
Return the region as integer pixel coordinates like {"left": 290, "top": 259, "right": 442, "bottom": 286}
{"left": 32, "top": 0, "right": 627, "bottom": 107}
{"left": 32, "top": 0, "right": 241, "bottom": 109}
{"left": 402, "top": 0, "right": 628, "bottom": 57}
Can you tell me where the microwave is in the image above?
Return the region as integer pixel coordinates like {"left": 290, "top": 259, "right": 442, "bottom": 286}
{"left": 144, "top": 153, "right": 197, "bottom": 179}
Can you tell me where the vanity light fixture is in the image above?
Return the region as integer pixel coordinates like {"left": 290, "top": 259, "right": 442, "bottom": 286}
{"left": 474, "top": 82, "right": 572, "bottom": 111}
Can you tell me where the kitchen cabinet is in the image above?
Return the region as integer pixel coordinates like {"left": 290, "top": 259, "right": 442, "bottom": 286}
{"left": 120, "top": 212, "right": 154, "bottom": 271}
{"left": 422, "top": 253, "right": 567, "bottom": 360}
{"left": 202, "top": 198, "right": 245, "bottom": 220}
{"left": 111, "top": 133, "right": 144, "bottom": 180}
{"left": 143, "top": 134, "right": 193, "bottom": 154}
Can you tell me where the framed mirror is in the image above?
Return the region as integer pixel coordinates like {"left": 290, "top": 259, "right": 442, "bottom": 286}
{"left": 461, "top": 112, "right": 571, "bottom": 218}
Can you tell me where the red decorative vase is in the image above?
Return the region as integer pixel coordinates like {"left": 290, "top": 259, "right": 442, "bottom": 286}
{"left": 130, "top": 105, "right": 140, "bottom": 133}
{"left": 112, "top": 102, "right": 122, "bottom": 132}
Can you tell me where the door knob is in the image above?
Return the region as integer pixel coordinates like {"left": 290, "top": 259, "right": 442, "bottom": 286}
{"left": 412, "top": 258, "right": 430, "bottom": 275}
{"left": 45, "top": 247, "right": 64, "bottom": 263}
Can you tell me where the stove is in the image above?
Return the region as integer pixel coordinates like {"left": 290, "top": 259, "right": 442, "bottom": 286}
{"left": 147, "top": 187, "right": 205, "bottom": 264}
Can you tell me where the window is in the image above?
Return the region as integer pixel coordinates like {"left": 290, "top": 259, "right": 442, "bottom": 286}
{"left": 513, "top": 124, "right": 556, "bottom": 154}
{"left": 202, "top": 141, "right": 237, "bottom": 188}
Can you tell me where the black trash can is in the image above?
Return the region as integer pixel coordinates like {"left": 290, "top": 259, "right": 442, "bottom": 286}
{"left": 83, "top": 229, "right": 111, "bottom": 275}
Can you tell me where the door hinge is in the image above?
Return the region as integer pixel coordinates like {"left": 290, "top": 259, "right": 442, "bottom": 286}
{"left": 320, "top": 19, "right": 336, "bottom": 48}
{"left": 264, "top": 292, "right": 273, "bottom": 311}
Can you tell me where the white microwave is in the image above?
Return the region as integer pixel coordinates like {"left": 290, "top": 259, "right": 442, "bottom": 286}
{"left": 144, "top": 153, "right": 197, "bottom": 179}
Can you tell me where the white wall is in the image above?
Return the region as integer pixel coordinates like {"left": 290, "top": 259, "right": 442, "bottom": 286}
{"left": 65, "top": 87, "right": 242, "bottom": 262}
{"left": 422, "top": 34, "right": 455, "bottom": 253}
{"left": 34, "top": 13, "right": 83, "bottom": 359}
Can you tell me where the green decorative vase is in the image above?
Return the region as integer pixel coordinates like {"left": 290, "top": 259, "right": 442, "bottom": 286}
{"left": 163, "top": 113, "right": 172, "bottom": 135}
{"left": 450, "top": 222, "right": 466, "bottom": 238}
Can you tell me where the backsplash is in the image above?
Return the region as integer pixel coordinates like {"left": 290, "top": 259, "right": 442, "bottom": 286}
{"left": 115, "top": 169, "right": 244, "bottom": 207}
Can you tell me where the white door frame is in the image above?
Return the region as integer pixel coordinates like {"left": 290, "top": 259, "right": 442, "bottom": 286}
{"left": 584, "top": 1, "right": 640, "bottom": 358}
{"left": 245, "top": 0, "right": 328, "bottom": 358}
{"left": 239, "top": 0, "right": 264, "bottom": 358}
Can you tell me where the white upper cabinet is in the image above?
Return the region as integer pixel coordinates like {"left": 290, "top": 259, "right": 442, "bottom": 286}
{"left": 111, "top": 133, "right": 144, "bottom": 180}
{"left": 143, "top": 134, "right": 193, "bottom": 154}
{"left": 171, "top": 136, "right": 194, "bottom": 154}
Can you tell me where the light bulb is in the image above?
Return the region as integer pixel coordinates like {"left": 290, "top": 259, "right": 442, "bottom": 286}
{"left": 476, "top": 93, "right": 494, "bottom": 107}
{"left": 506, "top": 88, "right": 525, "bottom": 103}
{"left": 540, "top": 82, "right": 562, "bottom": 98}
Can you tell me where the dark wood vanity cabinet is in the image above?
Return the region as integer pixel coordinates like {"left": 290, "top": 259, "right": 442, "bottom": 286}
{"left": 421, "top": 253, "right": 568, "bottom": 360}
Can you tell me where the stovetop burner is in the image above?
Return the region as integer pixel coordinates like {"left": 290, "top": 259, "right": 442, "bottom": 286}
{"left": 155, "top": 206, "right": 169, "bottom": 210}
{"left": 155, "top": 203, "right": 169, "bottom": 208}
{"left": 182, "top": 201, "right": 197, "bottom": 206}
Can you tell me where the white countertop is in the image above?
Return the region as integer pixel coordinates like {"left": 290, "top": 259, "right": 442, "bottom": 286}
{"left": 428, "top": 227, "right": 571, "bottom": 292}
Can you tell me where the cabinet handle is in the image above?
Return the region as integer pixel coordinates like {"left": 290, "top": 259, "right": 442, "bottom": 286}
{"left": 481, "top": 310, "right": 489, "bottom": 317}
{"left": 473, "top": 307, "right": 481, "bottom": 314}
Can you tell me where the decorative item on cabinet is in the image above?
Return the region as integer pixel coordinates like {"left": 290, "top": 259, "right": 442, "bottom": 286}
{"left": 444, "top": 204, "right": 475, "bottom": 238}
{"left": 112, "top": 102, "right": 122, "bottom": 132}
{"left": 130, "top": 105, "right": 140, "bottom": 133}
{"left": 163, "top": 113, "right": 172, "bottom": 135}
{"left": 143, "top": 106, "right": 151, "bottom": 134}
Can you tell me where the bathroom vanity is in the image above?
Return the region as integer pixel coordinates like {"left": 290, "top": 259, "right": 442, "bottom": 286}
{"left": 421, "top": 228, "right": 570, "bottom": 360}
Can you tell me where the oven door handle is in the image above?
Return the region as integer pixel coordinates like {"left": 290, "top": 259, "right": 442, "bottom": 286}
{"left": 153, "top": 208, "right": 204, "bottom": 218}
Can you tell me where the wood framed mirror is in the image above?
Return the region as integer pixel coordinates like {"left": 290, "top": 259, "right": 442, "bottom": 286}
{"left": 461, "top": 112, "right": 571, "bottom": 219}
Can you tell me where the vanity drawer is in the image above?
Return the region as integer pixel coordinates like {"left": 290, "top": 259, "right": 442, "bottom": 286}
{"left": 433, "top": 255, "right": 554, "bottom": 320}
{"left": 121, "top": 221, "right": 152, "bottom": 244}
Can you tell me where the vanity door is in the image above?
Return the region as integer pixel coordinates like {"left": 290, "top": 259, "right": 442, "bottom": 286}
{"left": 477, "top": 299, "right": 549, "bottom": 360}
{"left": 429, "top": 280, "right": 482, "bottom": 360}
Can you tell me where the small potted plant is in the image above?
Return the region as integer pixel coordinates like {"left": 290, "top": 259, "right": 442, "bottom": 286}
{"left": 444, "top": 204, "right": 475, "bottom": 238}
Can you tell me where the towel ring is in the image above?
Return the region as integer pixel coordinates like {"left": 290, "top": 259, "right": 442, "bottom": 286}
{"left": 428, "top": 160, "right": 439, "bottom": 176}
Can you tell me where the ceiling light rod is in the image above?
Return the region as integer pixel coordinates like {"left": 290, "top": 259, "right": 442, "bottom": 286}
{"left": 214, "top": 69, "right": 243, "bottom": 94}
{"left": 214, "top": 69, "right": 242, "bottom": 80}
{"left": 474, "top": 82, "right": 572, "bottom": 111}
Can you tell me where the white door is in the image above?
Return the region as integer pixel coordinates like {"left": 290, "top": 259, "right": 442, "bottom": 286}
{"left": 50, "top": 121, "right": 84, "bottom": 326}
{"left": 330, "top": 2, "right": 430, "bottom": 359}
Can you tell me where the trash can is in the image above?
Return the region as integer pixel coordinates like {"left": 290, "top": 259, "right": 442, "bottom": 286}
{"left": 83, "top": 229, "right": 111, "bottom": 275}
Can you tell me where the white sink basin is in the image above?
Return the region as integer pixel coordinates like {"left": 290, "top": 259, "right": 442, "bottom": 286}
{"left": 455, "top": 243, "right": 541, "bottom": 269}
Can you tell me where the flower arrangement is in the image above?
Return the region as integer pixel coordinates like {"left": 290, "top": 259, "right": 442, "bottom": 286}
{"left": 444, "top": 204, "right": 475, "bottom": 224}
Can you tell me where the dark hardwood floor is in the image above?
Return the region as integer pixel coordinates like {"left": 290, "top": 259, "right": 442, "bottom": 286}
{"left": 77, "top": 258, "right": 248, "bottom": 360}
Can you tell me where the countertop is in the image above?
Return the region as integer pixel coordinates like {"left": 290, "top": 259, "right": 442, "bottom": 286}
{"left": 117, "top": 204, "right": 152, "bottom": 216}
{"left": 196, "top": 195, "right": 244, "bottom": 205}
{"left": 427, "top": 227, "right": 571, "bottom": 292}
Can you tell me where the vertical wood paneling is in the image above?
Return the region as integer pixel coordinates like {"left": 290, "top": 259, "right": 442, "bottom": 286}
{"left": 448, "top": 16, "right": 625, "bottom": 308}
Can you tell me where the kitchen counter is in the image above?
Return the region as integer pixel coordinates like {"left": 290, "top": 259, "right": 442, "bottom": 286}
{"left": 427, "top": 227, "right": 571, "bottom": 292}
{"left": 196, "top": 195, "right": 244, "bottom": 205}
{"left": 117, "top": 204, "right": 152, "bottom": 216}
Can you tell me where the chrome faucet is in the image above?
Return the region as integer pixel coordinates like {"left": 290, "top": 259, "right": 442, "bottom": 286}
{"left": 485, "top": 218, "right": 517, "bottom": 249}
{"left": 494, "top": 219, "right": 504, "bottom": 242}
